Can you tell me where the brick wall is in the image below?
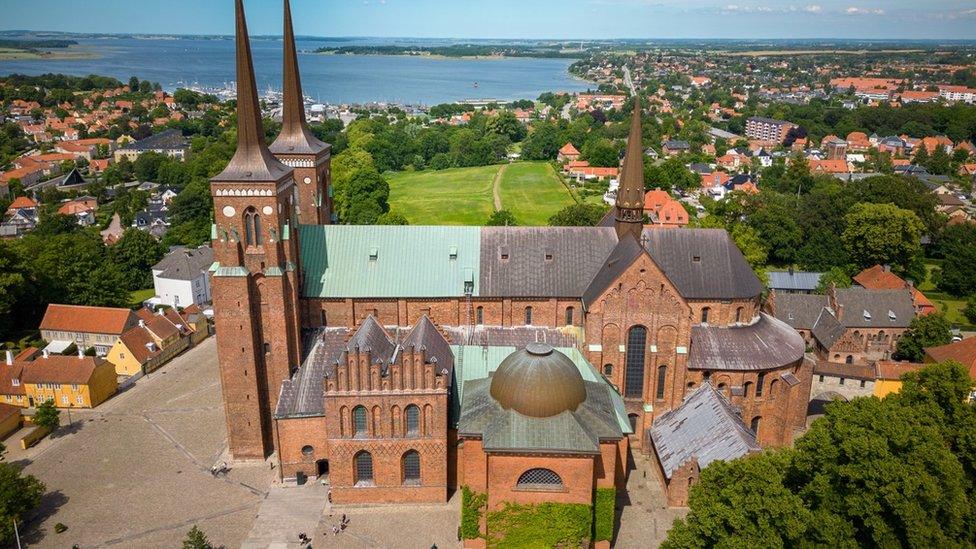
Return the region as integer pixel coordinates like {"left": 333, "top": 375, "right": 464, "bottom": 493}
{"left": 485, "top": 454, "right": 594, "bottom": 510}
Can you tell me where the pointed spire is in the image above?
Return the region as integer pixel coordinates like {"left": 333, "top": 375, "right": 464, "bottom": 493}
{"left": 270, "top": 0, "right": 328, "bottom": 155}
{"left": 614, "top": 96, "right": 645, "bottom": 240}
{"left": 213, "top": 0, "right": 290, "bottom": 183}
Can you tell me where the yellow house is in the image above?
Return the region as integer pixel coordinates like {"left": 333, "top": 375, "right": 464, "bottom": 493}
{"left": 19, "top": 351, "right": 118, "bottom": 408}
{"left": 873, "top": 361, "right": 925, "bottom": 398}
{"left": 0, "top": 404, "right": 22, "bottom": 439}
{"left": 106, "top": 312, "right": 189, "bottom": 376}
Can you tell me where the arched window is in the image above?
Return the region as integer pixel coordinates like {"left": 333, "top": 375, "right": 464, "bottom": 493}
{"left": 354, "top": 451, "right": 374, "bottom": 486}
{"left": 700, "top": 307, "right": 710, "bottom": 324}
{"left": 516, "top": 468, "right": 563, "bottom": 490}
{"left": 717, "top": 382, "right": 727, "bottom": 393}
{"left": 402, "top": 450, "right": 421, "bottom": 485}
{"left": 624, "top": 326, "right": 647, "bottom": 398}
{"left": 845, "top": 355, "right": 853, "bottom": 364}
{"left": 735, "top": 307, "right": 743, "bottom": 323}
{"left": 603, "top": 364, "right": 613, "bottom": 376}
{"left": 750, "top": 416, "right": 761, "bottom": 435}
{"left": 405, "top": 405, "right": 420, "bottom": 437}
{"left": 524, "top": 306, "right": 533, "bottom": 325}
{"left": 755, "top": 372, "right": 766, "bottom": 397}
{"left": 656, "top": 364, "right": 667, "bottom": 400}
{"left": 475, "top": 306, "right": 483, "bottom": 325}
{"left": 628, "top": 414, "right": 639, "bottom": 432}
{"left": 243, "top": 207, "right": 263, "bottom": 246}
{"left": 565, "top": 307, "right": 574, "bottom": 326}
{"left": 352, "top": 406, "right": 368, "bottom": 437}
{"left": 769, "top": 379, "right": 779, "bottom": 399}
{"left": 743, "top": 381, "right": 753, "bottom": 398}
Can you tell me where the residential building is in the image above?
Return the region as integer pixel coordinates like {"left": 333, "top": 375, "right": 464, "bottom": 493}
{"left": 105, "top": 310, "right": 190, "bottom": 376}
{"left": 853, "top": 264, "right": 936, "bottom": 316}
{"left": 745, "top": 116, "right": 796, "bottom": 143}
{"left": 873, "top": 361, "right": 925, "bottom": 398}
{"left": 925, "top": 337, "right": 976, "bottom": 401}
{"left": 6, "top": 349, "right": 118, "bottom": 408}
{"left": 939, "top": 85, "right": 976, "bottom": 104}
{"left": 557, "top": 142, "right": 580, "bottom": 162}
{"left": 151, "top": 246, "right": 214, "bottom": 308}
{"left": 643, "top": 189, "right": 689, "bottom": 228}
{"left": 662, "top": 140, "right": 690, "bottom": 156}
{"left": 767, "top": 270, "right": 822, "bottom": 294}
{"left": 114, "top": 129, "right": 190, "bottom": 163}
{"left": 39, "top": 304, "right": 138, "bottom": 356}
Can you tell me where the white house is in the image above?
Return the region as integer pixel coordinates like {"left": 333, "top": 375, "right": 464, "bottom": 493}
{"left": 151, "top": 246, "right": 214, "bottom": 309}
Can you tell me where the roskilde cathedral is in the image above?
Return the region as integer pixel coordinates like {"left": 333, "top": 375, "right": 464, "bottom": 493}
{"left": 213, "top": 0, "right": 811, "bottom": 526}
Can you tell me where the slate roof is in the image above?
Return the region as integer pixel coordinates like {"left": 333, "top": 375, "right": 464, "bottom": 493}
{"left": 153, "top": 246, "right": 213, "bottom": 280}
{"left": 479, "top": 227, "right": 617, "bottom": 297}
{"left": 833, "top": 288, "right": 915, "bottom": 328}
{"left": 767, "top": 270, "right": 823, "bottom": 292}
{"left": 121, "top": 128, "right": 189, "bottom": 152}
{"left": 770, "top": 293, "right": 829, "bottom": 330}
{"left": 582, "top": 233, "right": 646, "bottom": 306}
{"left": 811, "top": 308, "right": 846, "bottom": 349}
{"left": 648, "top": 383, "right": 760, "bottom": 479}
{"left": 641, "top": 228, "right": 763, "bottom": 299}
{"left": 688, "top": 313, "right": 805, "bottom": 371}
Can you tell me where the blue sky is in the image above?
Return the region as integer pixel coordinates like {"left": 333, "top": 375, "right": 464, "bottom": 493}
{"left": 3, "top": 0, "right": 975, "bottom": 39}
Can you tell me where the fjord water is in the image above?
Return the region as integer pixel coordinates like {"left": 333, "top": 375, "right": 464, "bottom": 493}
{"left": 0, "top": 37, "right": 590, "bottom": 104}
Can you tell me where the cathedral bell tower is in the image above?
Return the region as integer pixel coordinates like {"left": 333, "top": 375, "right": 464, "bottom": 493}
{"left": 614, "top": 96, "right": 646, "bottom": 240}
{"left": 211, "top": 0, "right": 303, "bottom": 460}
{"left": 269, "top": 0, "right": 333, "bottom": 225}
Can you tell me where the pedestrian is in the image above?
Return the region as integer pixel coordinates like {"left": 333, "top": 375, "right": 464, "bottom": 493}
{"left": 332, "top": 524, "right": 339, "bottom": 536}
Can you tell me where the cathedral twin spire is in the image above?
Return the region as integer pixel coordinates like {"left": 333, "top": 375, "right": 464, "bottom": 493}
{"left": 214, "top": 0, "right": 322, "bottom": 183}
{"left": 614, "top": 96, "right": 646, "bottom": 240}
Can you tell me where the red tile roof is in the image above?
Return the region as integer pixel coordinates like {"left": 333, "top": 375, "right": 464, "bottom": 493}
{"left": 39, "top": 304, "right": 135, "bottom": 335}
{"left": 925, "top": 337, "right": 976, "bottom": 378}
{"left": 559, "top": 143, "right": 580, "bottom": 156}
{"left": 18, "top": 354, "right": 106, "bottom": 385}
{"left": 874, "top": 360, "right": 925, "bottom": 381}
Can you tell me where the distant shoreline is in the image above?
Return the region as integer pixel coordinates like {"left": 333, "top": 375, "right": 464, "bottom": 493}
{"left": 0, "top": 44, "right": 98, "bottom": 61}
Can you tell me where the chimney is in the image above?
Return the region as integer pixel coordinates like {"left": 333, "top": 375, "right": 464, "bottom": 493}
{"left": 4, "top": 350, "right": 11, "bottom": 366}
{"left": 139, "top": 319, "right": 145, "bottom": 328}
{"left": 788, "top": 265, "right": 794, "bottom": 276}
{"left": 78, "top": 347, "right": 84, "bottom": 359}
{"left": 42, "top": 349, "right": 50, "bottom": 359}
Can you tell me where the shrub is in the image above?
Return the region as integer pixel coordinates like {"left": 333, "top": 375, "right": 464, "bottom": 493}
{"left": 594, "top": 487, "right": 615, "bottom": 542}
{"left": 54, "top": 523, "right": 67, "bottom": 534}
{"left": 487, "top": 501, "right": 592, "bottom": 548}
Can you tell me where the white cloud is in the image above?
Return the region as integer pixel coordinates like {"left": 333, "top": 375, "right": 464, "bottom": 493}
{"left": 804, "top": 5, "right": 822, "bottom": 13}
{"left": 845, "top": 6, "right": 885, "bottom": 15}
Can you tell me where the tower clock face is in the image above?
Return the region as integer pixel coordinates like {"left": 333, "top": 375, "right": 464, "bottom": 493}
{"left": 303, "top": 177, "right": 312, "bottom": 184}
{"left": 263, "top": 206, "right": 274, "bottom": 215}
{"left": 222, "top": 206, "right": 236, "bottom": 218}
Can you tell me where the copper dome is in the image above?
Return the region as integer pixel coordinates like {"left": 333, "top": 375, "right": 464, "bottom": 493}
{"left": 490, "top": 343, "right": 587, "bottom": 418}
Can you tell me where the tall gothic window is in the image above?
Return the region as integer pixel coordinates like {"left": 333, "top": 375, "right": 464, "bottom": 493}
{"left": 352, "top": 406, "right": 367, "bottom": 437}
{"left": 565, "top": 307, "right": 574, "bottom": 326}
{"left": 656, "top": 365, "right": 668, "bottom": 400}
{"left": 524, "top": 306, "right": 533, "bottom": 325}
{"left": 402, "top": 450, "right": 421, "bottom": 485}
{"left": 624, "top": 326, "right": 647, "bottom": 398}
{"left": 405, "top": 405, "right": 420, "bottom": 437}
{"left": 476, "top": 306, "right": 484, "bottom": 325}
{"left": 700, "top": 307, "right": 710, "bottom": 324}
{"left": 354, "top": 451, "right": 374, "bottom": 486}
{"left": 755, "top": 372, "right": 766, "bottom": 397}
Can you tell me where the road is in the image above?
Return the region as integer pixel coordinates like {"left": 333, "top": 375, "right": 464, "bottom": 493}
{"left": 623, "top": 65, "right": 637, "bottom": 95}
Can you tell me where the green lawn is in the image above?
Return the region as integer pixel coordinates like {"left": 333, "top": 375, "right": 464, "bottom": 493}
{"left": 497, "top": 162, "right": 577, "bottom": 226}
{"left": 919, "top": 261, "right": 974, "bottom": 329}
{"left": 128, "top": 288, "right": 155, "bottom": 307}
{"left": 388, "top": 165, "right": 499, "bottom": 225}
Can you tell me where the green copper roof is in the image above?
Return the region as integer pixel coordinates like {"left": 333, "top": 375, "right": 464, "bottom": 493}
{"left": 299, "top": 225, "right": 481, "bottom": 298}
{"left": 451, "top": 345, "right": 631, "bottom": 435}
{"left": 214, "top": 266, "right": 249, "bottom": 278}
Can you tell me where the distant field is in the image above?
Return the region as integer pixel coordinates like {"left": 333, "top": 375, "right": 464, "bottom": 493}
{"left": 387, "top": 161, "right": 577, "bottom": 226}
{"left": 498, "top": 162, "right": 576, "bottom": 225}
{"left": 0, "top": 46, "right": 96, "bottom": 60}
{"left": 388, "top": 165, "right": 499, "bottom": 225}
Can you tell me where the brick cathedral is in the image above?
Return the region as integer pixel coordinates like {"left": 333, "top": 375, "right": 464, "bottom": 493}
{"left": 213, "top": 0, "right": 812, "bottom": 526}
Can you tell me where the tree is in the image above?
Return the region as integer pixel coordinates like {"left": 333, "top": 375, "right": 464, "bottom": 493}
{"left": 33, "top": 400, "right": 60, "bottom": 431}
{"left": 842, "top": 203, "right": 923, "bottom": 274}
{"left": 182, "top": 525, "right": 213, "bottom": 549}
{"left": 581, "top": 138, "right": 619, "bottom": 168}
{"left": 913, "top": 143, "right": 929, "bottom": 166}
{"left": 376, "top": 211, "right": 408, "bottom": 225}
{"left": 928, "top": 146, "right": 952, "bottom": 176}
{"left": 343, "top": 167, "right": 390, "bottom": 225}
{"left": 730, "top": 224, "right": 768, "bottom": 280}
{"left": 663, "top": 451, "right": 814, "bottom": 549}
{"left": 17, "top": 231, "right": 129, "bottom": 309}
{"left": 520, "top": 123, "right": 561, "bottom": 161}
{"left": 964, "top": 295, "right": 976, "bottom": 325}
{"left": 744, "top": 193, "right": 802, "bottom": 265}
{"left": 0, "top": 462, "right": 45, "bottom": 544}
{"left": 486, "top": 111, "right": 525, "bottom": 142}
{"left": 936, "top": 225, "right": 976, "bottom": 297}
{"left": 894, "top": 313, "right": 952, "bottom": 362}
{"left": 548, "top": 203, "right": 608, "bottom": 227}
{"left": 0, "top": 243, "right": 29, "bottom": 342}
{"left": 110, "top": 229, "right": 166, "bottom": 291}
{"left": 815, "top": 267, "right": 852, "bottom": 294}
{"left": 486, "top": 210, "right": 517, "bottom": 226}
{"left": 331, "top": 148, "right": 376, "bottom": 221}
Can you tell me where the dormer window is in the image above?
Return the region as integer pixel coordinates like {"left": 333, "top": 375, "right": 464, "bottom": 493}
{"left": 692, "top": 256, "right": 701, "bottom": 263}
{"left": 11, "top": 379, "right": 19, "bottom": 387}
{"left": 863, "top": 310, "right": 872, "bottom": 321}
{"left": 545, "top": 254, "right": 553, "bottom": 261}
{"left": 369, "top": 247, "right": 378, "bottom": 261}
{"left": 888, "top": 310, "right": 897, "bottom": 321}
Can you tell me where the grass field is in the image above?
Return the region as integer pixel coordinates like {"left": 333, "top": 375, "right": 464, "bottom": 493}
{"left": 919, "top": 261, "right": 974, "bottom": 330}
{"left": 498, "top": 162, "right": 577, "bottom": 225}
{"left": 388, "top": 165, "right": 498, "bottom": 225}
{"left": 129, "top": 288, "right": 156, "bottom": 307}
{"left": 387, "top": 162, "right": 577, "bottom": 226}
